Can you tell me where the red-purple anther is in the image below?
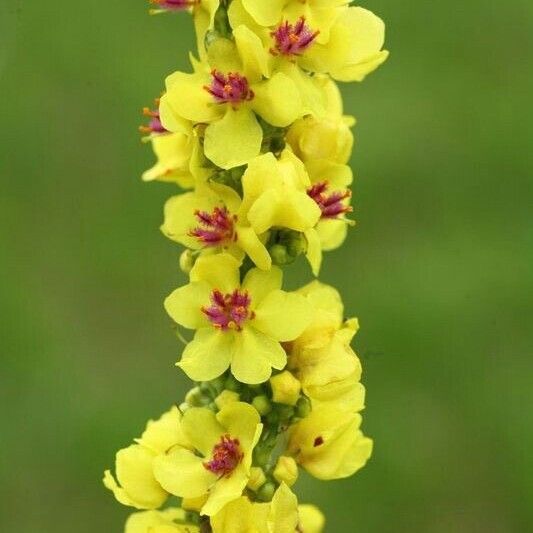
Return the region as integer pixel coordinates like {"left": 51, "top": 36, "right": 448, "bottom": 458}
{"left": 149, "top": 0, "right": 199, "bottom": 11}
{"left": 202, "top": 289, "right": 254, "bottom": 331}
{"left": 203, "top": 435, "right": 243, "bottom": 477}
{"left": 189, "top": 207, "right": 236, "bottom": 246}
{"left": 139, "top": 101, "right": 167, "bottom": 135}
{"left": 271, "top": 17, "right": 319, "bottom": 56}
{"left": 307, "top": 181, "right": 353, "bottom": 219}
{"left": 204, "top": 70, "right": 254, "bottom": 105}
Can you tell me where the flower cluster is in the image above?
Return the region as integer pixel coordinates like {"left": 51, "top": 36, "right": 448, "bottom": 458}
{"left": 106, "top": 1, "right": 387, "bottom": 530}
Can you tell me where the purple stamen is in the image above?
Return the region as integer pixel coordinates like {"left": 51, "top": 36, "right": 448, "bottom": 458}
{"left": 271, "top": 17, "right": 319, "bottom": 56}
{"left": 307, "top": 181, "right": 352, "bottom": 219}
{"left": 189, "top": 207, "right": 236, "bottom": 246}
{"left": 202, "top": 289, "right": 253, "bottom": 331}
{"left": 204, "top": 70, "right": 254, "bottom": 105}
{"left": 203, "top": 435, "right": 243, "bottom": 477}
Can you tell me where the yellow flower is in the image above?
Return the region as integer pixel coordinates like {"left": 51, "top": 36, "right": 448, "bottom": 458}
{"left": 286, "top": 77, "right": 355, "bottom": 166}
{"left": 125, "top": 507, "right": 198, "bottom": 533}
{"left": 288, "top": 281, "right": 365, "bottom": 412}
{"left": 287, "top": 405, "right": 372, "bottom": 480}
{"left": 161, "top": 183, "right": 271, "bottom": 270}
{"left": 300, "top": 6, "right": 389, "bottom": 82}
{"left": 229, "top": 2, "right": 387, "bottom": 82}
{"left": 160, "top": 33, "right": 323, "bottom": 169}
{"left": 103, "top": 406, "right": 189, "bottom": 510}
{"left": 153, "top": 402, "right": 262, "bottom": 516}
{"left": 297, "top": 504, "right": 325, "bottom": 533}
{"left": 142, "top": 132, "right": 196, "bottom": 187}
{"left": 232, "top": 0, "right": 346, "bottom": 43}
{"left": 211, "top": 483, "right": 298, "bottom": 533}
{"left": 304, "top": 159, "right": 354, "bottom": 275}
{"left": 165, "top": 253, "right": 312, "bottom": 384}
{"left": 240, "top": 151, "right": 321, "bottom": 236}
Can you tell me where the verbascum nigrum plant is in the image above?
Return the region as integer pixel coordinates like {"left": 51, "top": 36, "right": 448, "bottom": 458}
{"left": 104, "top": 1, "right": 388, "bottom": 530}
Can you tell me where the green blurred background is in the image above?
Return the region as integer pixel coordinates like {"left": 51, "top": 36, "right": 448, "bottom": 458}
{"left": 1, "top": 1, "right": 532, "bottom": 531}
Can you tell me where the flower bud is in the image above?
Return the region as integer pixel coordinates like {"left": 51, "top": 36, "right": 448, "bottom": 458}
{"left": 252, "top": 394, "right": 272, "bottom": 415}
{"left": 296, "top": 396, "right": 312, "bottom": 418}
{"left": 256, "top": 481, "right": 276, "bottom": 502}
{"left": 273, "top": 456, "right": 299, "bottom": 487}
{"left": 215, "top": 390, "right": 240, "bottom": 410}
{"left": 270, "top": 371, "right": 301, "bottom": 406}
{"left": 179, "top": 249, "right": 195, "bottom": 274}
{"left": 247, "top": 467, "right": 267, "bottom": 491}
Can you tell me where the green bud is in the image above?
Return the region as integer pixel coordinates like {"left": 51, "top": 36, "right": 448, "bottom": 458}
{"left": 185, "top": 386, "right": 204, "bottom": 407}
{"left": 252, "top": 394, "right": 272, "bottom": 416}
{"left": 287, "top": 232, "right": 307, "bottom": 257}
{"left": 269, "top": 243, "right": 292, "bottom": 266}
{"left": 179, "top": 249, "right": 195, "bottom": 274}
{"left": 256, "top": 481, "right": 276, "bottom": 502}
{"left": 296, "top": 396, "right": 312, "bottom": 418}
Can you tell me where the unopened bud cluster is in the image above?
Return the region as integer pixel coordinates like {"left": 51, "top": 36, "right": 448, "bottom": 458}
{"left": 105, "top": 1, "right": 387, "bottom": 531}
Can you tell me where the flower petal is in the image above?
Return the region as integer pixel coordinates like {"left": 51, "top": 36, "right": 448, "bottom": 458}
{"left": 241, "top": 0, "right": 285, "bottom": 26}
{"left": 254, "top": 290, "right": 312, "bottom": 341}
{"left": 181, "top": 407, "right": 225, "bottom": 457}
{"left": 163, "top": 71, "right": 222, "bottom": 124}
{"left": 164, "top": 281, "right": 212, "bottom": 330}
{"left": 305, "top": 228, "right": 323, "bottom": 277}
{"left": 153, "top": 448, "right": 215, "bottom": 498}
{"left": 204, "top": 108, "right": 262, "bottom": 170}
{"left": 201, "top": 465, "right": 249, "bottom": 516}
{"left": 252, "top": 72, "right": 302, "bottom": 127}
{"left": 242, "top": 266, "right": 282, "bottom": 306}
{"left": 230, "top": 327, "right": 286, "bottom": 384}
{"left": 135, "top": 406, "right": 189, "bottom": 455}
{"left": 216, "top": 402, "right": 261, "bottom": 453}
{"left": 236, "top": 225, "right": 272, "bottom": 271}
{"left": 104, "top": 445, "right": 167, "bottom": 510}
{"left": 178, "top": 327, "right": 235, "bottom": 382}
{"left": 234, "top": 24, "right": 270, "bottom": 81}
{"left": 190, "top": 253, "right": 241, "bottom": 293}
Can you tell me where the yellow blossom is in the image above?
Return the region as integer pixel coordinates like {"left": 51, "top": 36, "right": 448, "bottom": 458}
{"left": 301, "top": 6, "right": 389, "bottom": 82}
{"left": 161, "top": 182, "right": 271, "bottom": 270}
{"left": 160, "top": 34, "right": 323, "bottom": 169}
{"left": 165, "top": 253, "right": 312, "bottom": 384}
{"left": 233, "top": 0, "right": 347, "bottom": 43}
{"left": 240, "top": 151, "right": 321, "bottom": 236}
{"left": 153, "top": 402, "right": 262, "bottom": 516}
{"left": 288, "top": 281, "right": 365, "bottom": 412}
{"left": 124, "top": 507, "right": 198, "bottom": 533}
{"left": 298, "top": 504, "right": 325, "bottom": 533}
{"left": 288, "top": 405, "right": 373, "bottom": 480}
{"left": 211, "top": 483, "right": 298, "bottom": 533}
{"left": 142, "top": 131, "right": 196, "bottom": 187}
{"left": 304, "top": 159, "right": 354, "bottom": 275}
{"left": 286, "top": 77, "right": 355, "bottom": 166}
{"left": 103, "top": 406, "right": 189, "bottom": 510}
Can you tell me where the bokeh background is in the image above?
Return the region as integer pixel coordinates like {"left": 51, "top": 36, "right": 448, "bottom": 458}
{"left": 1, "top": 1, "right": 532, "bottom": 531}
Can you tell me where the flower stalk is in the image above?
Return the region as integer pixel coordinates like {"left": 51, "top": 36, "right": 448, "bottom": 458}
{"left": 105, "top": 1, "right": 388, "bottom": 531}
